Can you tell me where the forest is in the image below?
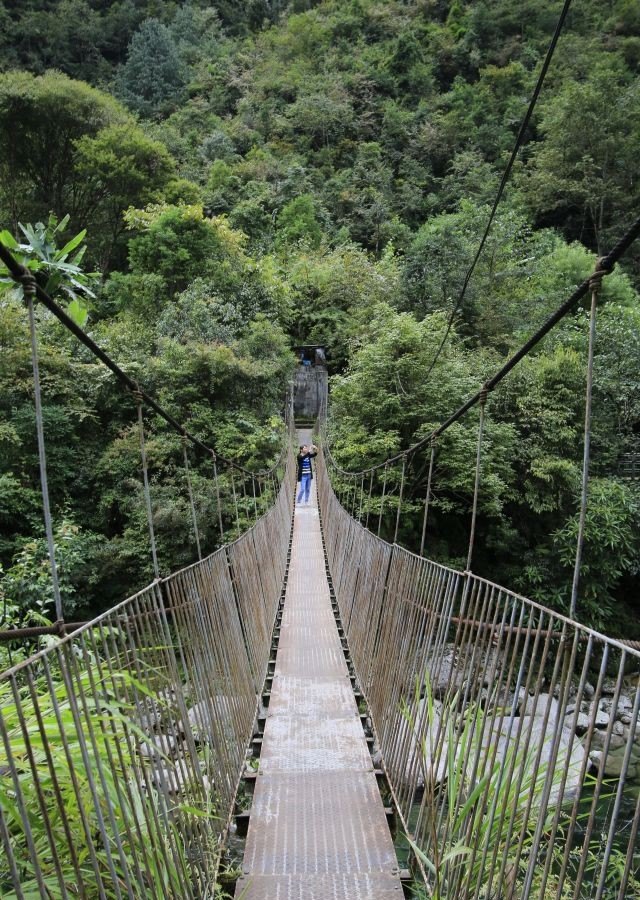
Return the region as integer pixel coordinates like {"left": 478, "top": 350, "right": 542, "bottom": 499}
{"left": 1, "top": 0, "right": 639, "bottom": 637}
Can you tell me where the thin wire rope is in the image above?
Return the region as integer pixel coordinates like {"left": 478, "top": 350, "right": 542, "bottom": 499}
{"left": 466, "top": 393, "right": 488, "bottom": 572}
{"left": 569, "top": 267, "right": 603, "bottom": 618}
{"left": 422, "top": 0, "right": 573, "bottom": 384}
{"left": 393, "top": 455, "right": 407, "bottom": 544}
{"left": 230, "top": 470, "right": 240, "bottom": 533}
{"left": 182, "top": 438, "right": 202, "bottom": 561}
{"left": 211, "top": 453, "right": 225, "bottom": 542}
{"left": 251, "top": 477, "right": 258, "bottom": 520}
{"left": 357, "top": 473, "right": 365, "bottom": 523}
{"left": 24, "top": 275, "right": 63, "bottom": 623}
{"left": 420, "top": 441, "right": 437, "bottom": 557}
{"left": 135, "top": 395, "right": 160, "bottom": 580}
{"left": 377, "top": 463, "right": 389, "bottom": 537}
{"left": 351, "top": 475, "right": 358, "bottom": 518}
{"left": 365, "top": 470, "right": 374, "bottom": 530}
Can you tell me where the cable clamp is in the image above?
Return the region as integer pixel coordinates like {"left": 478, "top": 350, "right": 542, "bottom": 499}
{"left": 588, "top": 257, "right": 608, "bottom": 297}
{"left": 18, "top": 267, "right": 37, "bottom": 302}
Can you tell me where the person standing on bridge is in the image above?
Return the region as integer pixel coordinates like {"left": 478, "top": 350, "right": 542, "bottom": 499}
{"left": 297, "top": 443, "right": 317, "bottom": 505}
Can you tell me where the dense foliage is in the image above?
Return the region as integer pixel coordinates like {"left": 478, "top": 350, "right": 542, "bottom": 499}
{"left": 1, "top": 0, "right": 639, "bottom": 634}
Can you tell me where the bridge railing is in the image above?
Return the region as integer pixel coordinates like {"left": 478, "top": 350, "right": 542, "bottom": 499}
{"left": 0, "top": 446, "right": 294, "bottom": 899}
{"left": 317, "top": 448, "right": 640, "bottom": 899}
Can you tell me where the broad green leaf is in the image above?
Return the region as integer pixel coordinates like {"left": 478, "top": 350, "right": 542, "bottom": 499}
{"left": 66, "top": 298, "right": 89, "bottom": 327}
{"left": 57, "top": 229, "right": 87, "bottom": 260}
{"left": 0, "top": 229, "right": 20, "bottom": 250}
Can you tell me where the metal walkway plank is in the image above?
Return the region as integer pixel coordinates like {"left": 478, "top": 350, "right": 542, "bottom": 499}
{"left": 236, "top": 437, "right": 402, "bottom": 899}
{"left": 235, "top": 873, "right": 403, "bottom": 900}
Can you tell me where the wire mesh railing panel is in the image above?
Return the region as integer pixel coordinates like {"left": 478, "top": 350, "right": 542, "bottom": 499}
{"left": 163, "top": 553, "right": 257, "bottom": 811}
{"left": 317, "top": 451, "right": 640, "bottom": 900}
{"left": 0, "top": 584, "right": 215, "bottom": 899}
{"left": 0, "top": 447, "right": 294, "bottom": 899}
{"left": 226, "top": 534, "right": 271, "bottom": 693}
{"left": 342, "top": 530, "right": 393, "bottom": 697}
{"left": 225, "top": 451, "right": 295, "bottom": 695}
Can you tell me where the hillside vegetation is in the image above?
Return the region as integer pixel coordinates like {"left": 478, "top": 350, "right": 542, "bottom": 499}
{"left": 0, "top": 0, "right": 639, "bottom": 634}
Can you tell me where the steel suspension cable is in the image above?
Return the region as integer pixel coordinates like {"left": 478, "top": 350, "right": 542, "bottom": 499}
{"left": 323, "top": 212, "right": 640, "bottom": 481}
{"left": 422, "top": 0, "right": 573, "bottom": 383}
{"left": 0, "top": 241, "right": 281, "bottom": 479}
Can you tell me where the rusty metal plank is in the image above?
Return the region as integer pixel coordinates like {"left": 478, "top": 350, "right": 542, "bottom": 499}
{"left": 267, "top": 675, "right": 357, "bottom": 719}
{"left": 242, "top": 773, "right": 399, "bottom": 875}
{"left": 235, "top": 873, "right": 403, "bottom": 899}
{"left": 258, "top": 718, "right": 373, "bottom": 773}
{"left": 274, "top": 645, "right": 348, "bottom": 677}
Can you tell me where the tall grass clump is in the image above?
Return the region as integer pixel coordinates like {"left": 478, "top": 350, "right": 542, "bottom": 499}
{"left": 0, "top": 650, "right": 218, "bottom": 898}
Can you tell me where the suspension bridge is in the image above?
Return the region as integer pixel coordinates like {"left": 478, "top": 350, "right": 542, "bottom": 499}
{"left": 2, "top": 216, "right": 640, "bottom": 899}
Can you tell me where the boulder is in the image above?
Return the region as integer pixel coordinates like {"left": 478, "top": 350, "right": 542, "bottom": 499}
{"left": 138, "top": 733, "right": 179, "bottom": 760}
{"left": 475, "top": 714, "right": 585, "bottom": 806}
{"left": 590, "top": 746, "right": 638, "bottom": 780}
{"left": 387, "top": 697, "right": 446, "bottom": 787}
{"left": 519, "top": 692, "right": 559, "bottom": 720}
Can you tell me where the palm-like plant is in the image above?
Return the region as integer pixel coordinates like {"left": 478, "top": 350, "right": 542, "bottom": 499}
{"left": 0, "top": 213, "right": 96, "bottom": 325}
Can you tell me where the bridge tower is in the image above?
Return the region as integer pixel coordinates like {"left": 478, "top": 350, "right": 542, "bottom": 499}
{"left": 293, "top": 345, "right": 328, "bottom": 421}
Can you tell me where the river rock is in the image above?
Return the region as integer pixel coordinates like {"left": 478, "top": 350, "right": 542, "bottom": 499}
{"left": 476, "top": 714, "right": 585, "bottom": 805}
{"left": 420, "top": 645, "right": 465, "bottom": 699}
{"left": 518, "top": 692, "right": 559, "bottom": 720}
{"left": 590, "top": 746, "right": 638, "bottom": 780}
{"left": 152, "top": 764, "right": 188, "bottom": 794}
{"left": 139, "top": 733, "right": 179, "bottom": 760}
{"left": 183, "top": 695, "right": 243, "bottom": 744}
{"left": 575, "top": 712, "right": 591, "bottom": 733}
{"left": 617, "top": 695, "right": 633, "bottom": 713}
{"left": 389, "top": 697, "right": 446, "bottom": 786}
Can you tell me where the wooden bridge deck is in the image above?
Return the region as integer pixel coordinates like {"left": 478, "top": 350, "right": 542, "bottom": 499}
{"left": 235, "top": 433, "right": 403, "bottom": 899}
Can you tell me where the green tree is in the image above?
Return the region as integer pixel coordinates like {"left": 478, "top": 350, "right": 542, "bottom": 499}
{"left": 73, "top": 124, "right": 175, "bottom": 270}
{"left": 520, "top": 62, "right": 640, "bottom": 255}
{"left": 276, "top": 194, "right": 323, "bottom": 250}
{"left": 0, "top": 70, "right": 128, "bottom": 228}
{"left": 116, "top": 19, "right": 187, "bottom": 119}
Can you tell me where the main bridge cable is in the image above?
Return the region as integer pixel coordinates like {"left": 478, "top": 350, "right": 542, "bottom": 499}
{"left": 0, "top": 240, "right": 283, "bottom": 480}
{"left": 422, "top": 0, "right": 573, "bottom": 384}
{"left": 325, "top": 210, "right": 640, "bottom": 480}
